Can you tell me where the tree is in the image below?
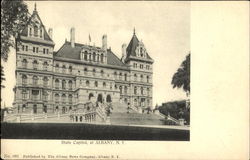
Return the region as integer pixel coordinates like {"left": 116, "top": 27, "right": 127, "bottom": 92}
{"left": 1, "top": 0, "right": 29, "bottom": 62}
{"left": 171, "top": 53, "right": 190, "bottom": 94}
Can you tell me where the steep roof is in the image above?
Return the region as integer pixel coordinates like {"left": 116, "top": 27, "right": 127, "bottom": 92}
{"left": 55, "top": 41, "right": 127, "bottom": 67}
{"left": 19, "top": 9, "right": 53, "bottom": 42}
{"left": 126, "top": 33, "right": 153, "bottom": 61}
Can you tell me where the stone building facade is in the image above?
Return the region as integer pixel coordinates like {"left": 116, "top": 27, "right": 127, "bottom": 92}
{"left": 13, "top": 6, "right": 154, "bottom": 114}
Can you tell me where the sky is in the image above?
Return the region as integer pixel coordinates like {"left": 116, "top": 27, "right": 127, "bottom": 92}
{"left": 1, "top": 1, "right": 190, "bottom": 107}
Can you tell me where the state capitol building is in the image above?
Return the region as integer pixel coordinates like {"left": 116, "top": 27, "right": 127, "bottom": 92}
{"left": 13, "top": 5, "right": 154, "bottom": 114}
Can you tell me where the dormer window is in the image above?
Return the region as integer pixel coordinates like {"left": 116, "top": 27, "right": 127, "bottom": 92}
{"left": 40, "top": 28, "right": 43, "bottom": 38}
{"left": 34, "top": 26, "right": 38, "bottom": 37}
{"left": 29, "top": 28, "right": 32, "bottom": 36}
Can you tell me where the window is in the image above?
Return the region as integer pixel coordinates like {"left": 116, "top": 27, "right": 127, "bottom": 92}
{"left": 114, "top": 72, "right": 117, "bottom": 79}
{"left": 62, "top": 80, "right": 66, "bottom": 89}
{"left": 134, "top": 74, "right": 137, "bottom": 81}
{"left": 43, "top": 61, "right": 48, "bottom": 70}
{"left": 134, "top": 63, "right": 137, "bottom": 68}
{"left": 22, "top": 75, "right": 27, "bottom": 85}
{"left": 43, "top": 91, "right": 48, "bottom": 101}
{"left": 36, "top": 47, "right": 38, "bottom": 53}
{"left": 101, "top": 70, "right": 104, "bottom": 77}
{"left": 124, "top": 86, "right": 128, "bottom": 94}
{"left": 34, "top": 26, "right": 38, "bottom": 37}
{"left": 89, "top": 53, "right": 92, "bottom": 61}
{"left": 55, "top": 93, "right": 59, "bottom": 102}
{"left": 22, "top": 45, "right": 25, "bottom": 51}
{"left": 92, "top": 68, "right": 96, "bottom": 76}
{"left": 68, "top": 94, "right": 73, "bottom": 103}
{"left": 140, "top": 64, "right": 143, "bottom": 69}
{"left": 147, "top": 88, "right": 150, "bottom": 96}
{"left": 69, "top": 66, "right": 72, "bottom": 73}
{"left": 46, "top": 49, "right": 49, "bottom": 54}
{"left": 40, "top": 29, "right": 43, "bottom": 38}
{"left": 140, "top": 47, "right": 143, "bottom": 57}
{"left": 94, "top": 81, "right": 98, "bottom": 87}
{"left": 68, "top": 80, "right": 73, "bottom": 90}
{"left": 140, "top": 75, "right": 143, "bottom": 82}
{"left": 146, "top": 65, "right": 150, "bottom": 70}
{"left": 103, "top": 82, "right": 106, "bottom": 88}
{"left": 33, "top": 47, "right": 36, "bottom": 53}
{"left": 124, "top": 74, "right": 127, "bottom": 81}
{"left": 33, "top": 60, "right": 38, "bottom": 70}
{"left": 84, "top": 51, "right": 88, "bottom": 60}
{"left": 147, "top": 76, "right": 149, "bottom": 83}
{"left": 141, "top": 87, "right": 144, "bottom": 95}
{"left": 33, "top": 76, "right": 38, "bottom": 85}
{"left": 32, "top": 90, "right": 39, "bottom": 100}
{"left": 22, "top": 90, "right": 28, "bottom": 99}
{"left": 119, "top": 86, "right": 122, "bottom": 94}
{"left": 93, "top": 52, "right": 96, "bottom": 62}
{"left": 29, "top": 28, "right": 32, "bottom": 36}
{"left": 55, "top": 64, "right": 59, "bottom": 72}
{"left": 43, "top": 48, "right": 46, "bottom": 54}
{"left": 86, "top": 80, "right": 90, "bottom": 87}
{"left": 100, "top": 54, "right": 104, "bottom": 63}
{"left": 62, "top": 94, "right": 66, "bottom": 102}
{"left": 55, "top": 79, "right": 59, "bottom": 89}
{"left": 119, "top": 73, "right": 122, "bottom": 80}
{"left": 25, "top": 46, "right": 28, "bottom": 51}
{"left": 97, "top": 54, "right": 99, "bottom": 62}
{"left": 134, "top": 86, "right": 137, "bottom": 95}
{"left": 43, "top": 77, "right": 49, "bottom": 87}
{"left": 62, "top": 65, "right": 66, "bottom": 73}
{"left": 22, "top": 59, "right": 27, "bottom": 68}
{"left": 115, "top": 84, "right": 117, "bottom": 90}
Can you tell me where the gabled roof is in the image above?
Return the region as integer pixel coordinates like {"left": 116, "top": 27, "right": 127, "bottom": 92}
{"left": 125, "top": 33, "right": 153, "bottom": 62}
{"left": 55, "top": 41, "right": 127, "bottom": 67}
{"left": 19, "top": 9, "right": 53, "bottom": 42}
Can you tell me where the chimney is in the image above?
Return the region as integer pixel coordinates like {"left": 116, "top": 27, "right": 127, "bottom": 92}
{"left": 102, "top": 34, "right": 107, "bottom": 50}
{"left": 70, "top": 27, "right": 75, "bottom": 48}
{"left": 122, "top": 43, "right": 127, "bottom": 57}
{"left": 48, "top": 28, "right": 53, "bottom": 40}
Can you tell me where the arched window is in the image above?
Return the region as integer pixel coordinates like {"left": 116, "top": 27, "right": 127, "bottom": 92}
{"left": 119, "top": 86, "right": 122, "bottom": 94}
{"left": 33, "top": 60, "right": 38, "bottom": 70}
{"left": 84, "top": 67, "right": 88, "bottom": 75}
{"left": 55, "top": 93, "right": 59, "bottom": 102}
{"left": 119, "top": 73, "right": 122, "bottom": 80}
{"left": 22, "top": 59, "right": 28, "bottom": 68}
{"left": 62, "top": 65, "right": 66, "bottom": 73}
{"left": 94, "top": 81, "right": 98, "bottom": 87}
{"left": 140, "top": 75, "right": 143, "bottom": 82}
{"left": 68, "top": 94, "right": 73, "bottom": 103}
{"left": 124, "top": 86, "right": 128, "bottom": 94}
{"left": 84, "top": 51, "right": 88, "bottom": 60}
{"left": 68, "top": 80, "right": 73, "bottom": 90}
{"left": 97, "top": 54, "right": 100, "bottom": 62}
{"left": 40, "top": 28, "right": 43, "bottom": 38}
{"left": 86, "top": 80, "right": 90, "bottom": 87}
{"left": 22, "top": 75, "right": 27, "bottom": 85}
{"left": 100, "top": 70, "right": 104, "bottom": 77}
{"left": 134, "top": 74, "right": 137, "bottom": 81}
{"left": 88, "top": 93, "right": 94, "bottom": 100}
{"left": 92, "top": 68, "right": 96, "bottom": 76}
{"left": 55, "top": 64, "right": 59, "bottom": 72}
{"left": 62, "top": 94, "right": 66, "bottom": 102}
{"left": 55, "top": 79, "right": 59, "bottom": 89}
{"left": 134, "top": 86, "right": 137, "bottom": 95}
{"left": 89, "top": 53, "right": 92, "bottom": 61}
{"left": 33, "top": 76, "right": 38, "bottom": 85}
{"left": 103, "top": 82, "right": 106, "bottom": 88}
{"left": 69, "top": 66, "right": 72, "bottom": 73}
{"left": 141, "top": 87, "right": 144, "bottom": 95}
{"left": 93, "top": 52, "right": 96, "bottom": 62}
{"left": 62, "top": 80, "right": 66, "bottom": 89}
{"left": 100, "top": 54, "right": 104, "bottom": 63}
{"left": 43, "top": 61, "right": 48, "bottom": 70}
{"left": 34, "top": 26, "right": 38, "bottom": 37}
{"left": 43, "top": 77, "right": 49, "bottom": 87}
{"left": 147, "top": 76, "right": 150, "bottom": 83}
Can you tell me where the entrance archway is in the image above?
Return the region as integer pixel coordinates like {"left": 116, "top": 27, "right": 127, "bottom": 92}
{"left": 97, "top": 94, "right": 103, "bottom": 103}
{"left": 106, "top": 95, "right": 112, "bottom": 103}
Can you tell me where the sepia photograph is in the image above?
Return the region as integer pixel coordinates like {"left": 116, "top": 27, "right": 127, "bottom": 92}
{"left": 1, "top": 1, "right": 190, "bottom": 141}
